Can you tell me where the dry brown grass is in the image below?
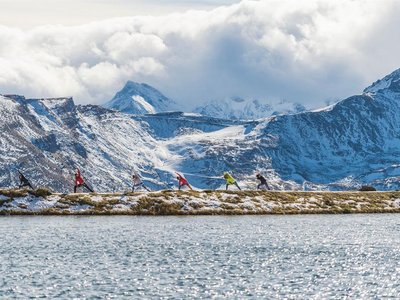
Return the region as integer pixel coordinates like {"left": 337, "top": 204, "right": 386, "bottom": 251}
{"left": 0, "top": 189, "right": 29, "bottom": 198}
{"left": 1, "top": 189, "right": 400, "bottom": 215}
{"left": 29, "top": 188, "right": 52, "bottom": 197}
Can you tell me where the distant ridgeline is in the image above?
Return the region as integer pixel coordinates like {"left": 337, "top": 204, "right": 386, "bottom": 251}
{"left": 1, "top": 69, "right": 400, "bottom": 192}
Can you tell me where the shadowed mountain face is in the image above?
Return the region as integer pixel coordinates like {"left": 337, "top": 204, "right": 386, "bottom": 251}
{"left": 1, "top": 69, "right": 400, "bottom": 192}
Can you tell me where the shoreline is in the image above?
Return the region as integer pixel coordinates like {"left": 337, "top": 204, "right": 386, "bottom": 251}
{"left": 1, "top": 189, "right": 400, "bottom": 215}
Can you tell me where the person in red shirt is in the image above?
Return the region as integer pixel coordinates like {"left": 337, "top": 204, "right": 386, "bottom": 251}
{"left": 176, "top": 172, "right": 193, "bottom": 190}
{"left": 74, "top": 168, "right": 94, "bottom": 193}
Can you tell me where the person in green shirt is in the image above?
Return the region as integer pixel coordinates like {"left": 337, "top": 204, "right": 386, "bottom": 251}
{"left": 223, "top": 172, "right": 241, "bottom": 190}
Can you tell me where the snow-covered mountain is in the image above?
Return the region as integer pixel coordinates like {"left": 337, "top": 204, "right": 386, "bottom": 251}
{"left": 103, "top": 81, "right": 177, "bottom": 114}
{"left": 0, "top": 95, "right": 171, "bottom": 192}
{"left": 194, "top": 97, "right": 307, "bottom": 120}
{"left": 0, "top": 94, "right": 257, "bottom": 192}
{"left": 259, "top": 68, "right": 400, "bottom": 190}
{"left": 2, "top": 68, "right": 400, "bottom": 192}
{"left": 104, "top": 81, "right": 306, "bottom": 120}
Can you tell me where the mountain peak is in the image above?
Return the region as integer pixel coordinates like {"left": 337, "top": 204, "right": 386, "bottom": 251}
{"left": 104, "top": 81, "right": 177, "bottom": 115}
{"left": 364, "top": 68, "right": 400, "bottom": 94}
{"left": 124, "top": 81, "right": 149, "bottom": 89}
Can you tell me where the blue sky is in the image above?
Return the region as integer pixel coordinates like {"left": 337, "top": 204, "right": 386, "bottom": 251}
{"left": 0, "top": 0, "right": 400, "bottom": 108}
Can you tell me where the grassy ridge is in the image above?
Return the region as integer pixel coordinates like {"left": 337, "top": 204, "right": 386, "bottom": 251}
{"left": 1, "top": 189, "right": 400, "bottom": 215}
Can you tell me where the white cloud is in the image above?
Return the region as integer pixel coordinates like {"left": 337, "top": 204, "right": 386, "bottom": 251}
{"left": 0, "top": 0, "right": 400, "bottom": 107}
{"left": 104, "top": 32, "right": 167, "bottom": 63}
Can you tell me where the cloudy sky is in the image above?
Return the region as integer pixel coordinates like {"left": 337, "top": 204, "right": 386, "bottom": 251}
{"left": 0, "top": 0, "right": 400, "bottom": 108}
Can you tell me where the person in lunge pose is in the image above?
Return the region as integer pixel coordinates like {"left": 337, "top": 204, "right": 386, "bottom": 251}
{"left": 132, "top": 172, "right": 150, "bottom": 192}
{"left": 74, "top": 168, "right": 94, "bottom": 193}
{"left": 18, "top": 171, "right": 34, "bottom": 189}
{"left": 176, "top": 172, "right": 193, "bottom": 190}
{"left": 256, "top": 173, "right": 270, "bottom": 190}
{"left": 223, "top": 172, "right": 241, "bottom": 190}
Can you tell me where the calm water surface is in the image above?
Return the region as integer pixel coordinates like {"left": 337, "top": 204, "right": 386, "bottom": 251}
{"left": 0, "top": 215, "right": 400, "bottom": 299}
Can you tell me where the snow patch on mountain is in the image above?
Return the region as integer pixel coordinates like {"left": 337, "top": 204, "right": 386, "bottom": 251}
{"left": 132, "top": 95, "right": 156, "bottom": 114}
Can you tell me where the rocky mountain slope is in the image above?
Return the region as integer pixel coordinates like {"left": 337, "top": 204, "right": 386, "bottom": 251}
{"left": 1, "top": 68, "right": 400, "bottom": 192}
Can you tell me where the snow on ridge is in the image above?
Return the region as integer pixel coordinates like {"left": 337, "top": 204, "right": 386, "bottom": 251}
{"left": 364, "top": 68, "right": 400, "bottom": 94}
{"left": 39, "top": 97, "right": 74, "bottom": 110}
{"left": 132, "top": 95, "right": 156, "bottom": 114}
{"left": 0, "top": 95, "right": 19, "bottom": 111}
{"left": 310, "top": 102, "right": 337, "bottom": 113}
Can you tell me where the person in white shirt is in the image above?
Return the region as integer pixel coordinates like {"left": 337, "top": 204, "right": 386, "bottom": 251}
{"left": 132, "top": 172, "right": 150, "bottom": 192}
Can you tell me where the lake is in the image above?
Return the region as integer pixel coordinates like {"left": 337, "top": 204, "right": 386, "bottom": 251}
{"left": 1, "top": 215, "right": 399, "bottom": 298}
